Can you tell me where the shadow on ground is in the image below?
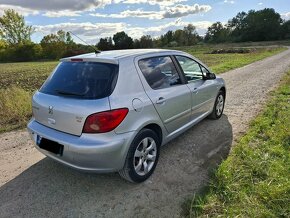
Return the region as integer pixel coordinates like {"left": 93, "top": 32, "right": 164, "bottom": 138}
{"left": 0, "top": 115, "right": 233, "bottom": 218}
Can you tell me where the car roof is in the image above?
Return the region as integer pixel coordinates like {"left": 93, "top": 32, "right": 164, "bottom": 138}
{"left": 60, "top": 49, "right": 184, "bottom": 64}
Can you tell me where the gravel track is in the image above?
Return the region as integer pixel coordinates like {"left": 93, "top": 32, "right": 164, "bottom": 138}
{"left": 0, "top": 48, "right": 290, "bottom": 218}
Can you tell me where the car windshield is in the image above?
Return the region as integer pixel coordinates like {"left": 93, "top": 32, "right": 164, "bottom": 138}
{"left": 39, "top": 62, "right": 118, "bottom": 99}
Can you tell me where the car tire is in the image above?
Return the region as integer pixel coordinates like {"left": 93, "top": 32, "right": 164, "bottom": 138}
{"left": 208, "top": 90, "right": 225, "bottom": 120}
{"left": 119, "top": 128, "right": 160, "bottom": 183}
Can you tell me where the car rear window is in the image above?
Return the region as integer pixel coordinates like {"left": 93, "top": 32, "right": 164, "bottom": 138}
{"left": 39, "top": 62, "right": 118, "bottom": 99}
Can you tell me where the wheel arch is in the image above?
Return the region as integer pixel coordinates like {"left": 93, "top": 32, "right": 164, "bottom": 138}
{"left": 220, "top": 86, "right": 226, "bottom": 99}
{"left": 142, "top": 123, "right": 163, "bottom": 145}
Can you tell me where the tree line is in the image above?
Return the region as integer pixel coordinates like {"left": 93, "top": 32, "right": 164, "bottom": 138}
{"left": 0, "top": 8, "right": 290, "bottom": 62}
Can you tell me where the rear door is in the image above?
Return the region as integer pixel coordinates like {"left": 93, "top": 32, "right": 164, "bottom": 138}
{"left": 137, "top": 55, "right": 191, "bottom": 133}
{"left": 174, "top": 55, "right": 216, "bottom": 120}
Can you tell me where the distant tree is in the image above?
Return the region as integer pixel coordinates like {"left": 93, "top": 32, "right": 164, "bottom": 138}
{"left": 0, "top": 39, "right": 7, "bottom": 50}
{"left": 139, "top": 35, "right": 153, "bottom": 48}
{"left": 157, "top": 25, "right": 200, "bottom": 47}
{"left": 133, "top": 39, "right": 141, "bottom": 48}
{"left": 228, "top": 8, "right": 282, "bottom": 42}
{"left": 0, "top": 9, "right": 34, "bottom": 45}
{"left": 204, "top": 22, "right": 230, "bottom": 43}
{"left": 40, "top": 30, "right": 73, "bottom": 59}
{"left": 160, "top": 30, "right": 174, "bottom": 46}
{"left": 245, "top": 8, "right": 282, "bottom": 41}
{"left": 97, "top": 37, "right": 114, "bottom": 51}
{"left": 227, "top": 11, "right": 247, "bottom": 41}
{"left": 173, "top": 29, "right": 185, "bottom": 46}
{"left": 281, "top": 20, "right": 290, "bottom": 39}
{"left": 183, "top": 24, "right": 199, "bottom": 45}
{"left": 113, "top": 31, "right": 133, "bottom": 49}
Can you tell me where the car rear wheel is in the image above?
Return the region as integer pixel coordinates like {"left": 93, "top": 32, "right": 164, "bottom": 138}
{"left": 209, "top": 90, "right": 225, "bottom": 119}
{"left": 119, "top": 129, "right": 160, "bottom": 183}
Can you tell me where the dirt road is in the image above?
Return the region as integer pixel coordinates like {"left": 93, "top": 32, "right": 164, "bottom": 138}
{"left": 1, "top": 48, "right": 290, "bottom": 218}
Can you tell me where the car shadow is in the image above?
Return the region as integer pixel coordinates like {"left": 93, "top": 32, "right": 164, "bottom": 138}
{"left": 0, "top": 115, "right": 233, "bottom": 218}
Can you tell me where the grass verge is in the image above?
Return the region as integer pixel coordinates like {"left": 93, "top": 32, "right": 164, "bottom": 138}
{"left": 0, "top": 86, "right": 32, "bottom": 132}
{"left": 183, "top": 47, "right": 287, "bottom": 74}
{"left": 186, "top": 71, "right": 290, "bottom": 217}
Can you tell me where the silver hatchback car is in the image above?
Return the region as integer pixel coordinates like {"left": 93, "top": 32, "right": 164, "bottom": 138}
{"left": 27, "top": 49, "right": 226, "bottom": 183}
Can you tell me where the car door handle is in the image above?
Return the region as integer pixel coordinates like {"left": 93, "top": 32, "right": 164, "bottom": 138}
{"left": 156, "top": 97, "right": 166, "bottom": 104}
{"left": 193, "top": 88, "right": 199, "bottom": 94}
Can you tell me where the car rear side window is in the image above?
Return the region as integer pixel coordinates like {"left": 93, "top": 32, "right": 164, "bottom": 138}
{"left": 138, "top": 56, "right": 182, "bottom": 90}
{"left": 39, "top": 62, "right": 118, "bottom": 99}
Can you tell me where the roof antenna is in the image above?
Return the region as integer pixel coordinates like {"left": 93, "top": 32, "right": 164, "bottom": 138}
{"left": 68, "top": 31, "right": 101, "bottom": 54}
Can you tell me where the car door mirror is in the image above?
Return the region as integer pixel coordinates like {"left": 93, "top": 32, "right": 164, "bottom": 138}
{"left": 204, "top": 72, "right": 216, "bottom": 80}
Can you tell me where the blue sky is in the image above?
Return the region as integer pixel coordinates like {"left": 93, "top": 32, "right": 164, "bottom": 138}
{"left": 0, "top": 0, "right": 289, "bottom": 44}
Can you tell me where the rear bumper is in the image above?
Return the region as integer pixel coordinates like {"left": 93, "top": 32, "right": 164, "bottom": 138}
{"left": 27, "top": 118, "right": 135, "bottom": 173}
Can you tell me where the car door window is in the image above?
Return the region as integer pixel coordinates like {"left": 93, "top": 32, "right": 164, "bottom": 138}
{"left": 138, "top": 56, "right": 182, "bottom": 89}
{"left": 200, "top": 65, "right": 210, "bottom": 75}
{"left": 175, "top": 56, "right": 203, "bottom": 82}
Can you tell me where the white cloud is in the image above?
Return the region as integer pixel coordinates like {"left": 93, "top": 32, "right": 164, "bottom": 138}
{"left": 34, "top": 19, "right": 212, "bottom": 44}
{"left": 90, "top": 4, "right": 212, "bottom": 19}
{"left": 0, "top": 0, "right": 209, "bottom": 18}
{"left": 0, "top": 0, "right": 188, "bottom": 17}
{"left": 115, "top": 0, "right": 186, "bottom": 6}
{"left": 163, "top": 4, "right": 211, "bottom": 19}
{"left": 0, "top": 0, "right": 113, "bottom": 17}
{"left": 0, "top": 4, "right": 39, "bottom": 16}
{"left": 90, "top": 10, "right": 163, "bottom": 19}
{"left": 35, "top": 22, "right": 126, "bottom": 44}
{"left": 43, "top": 10, "right": 82, "bottom": 18}
{"left": 281, "top": 12, "right": 290, "bottom": 20}
{"left": 258, "top": 2, "right": 263, "bottom": 5}
{"left": 0, "top": 0, "right": 112, "bottom": 11}
{"left": 223, "top": 0, "right": 235, "bottom": 4}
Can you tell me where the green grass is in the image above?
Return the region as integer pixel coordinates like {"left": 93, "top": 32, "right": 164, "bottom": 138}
{"left": 0, "top": 86, "right": 32, "bottom": 132}
{"left": 179, "top": 46, "right": 286, "bottom": 74}
{"left": 0, "top": 61, "right": 57, "bottom": 132}
{"left": 186, "top": 72, "right": 290, "bottom": 217}
{"left": 0, "top": 61, "right": 57, "bottom": 92}
{"left": 0, "top": 44, "right": 287, "bottom": 133}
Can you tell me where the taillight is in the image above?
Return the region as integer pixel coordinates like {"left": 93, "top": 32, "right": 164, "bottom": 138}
{"left": 82, "top": 108, "right": 129, "bottom": 133}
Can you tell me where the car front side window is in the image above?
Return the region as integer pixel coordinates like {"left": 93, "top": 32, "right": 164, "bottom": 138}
{"left": 175, "top": 56, "right": 203, "bottom": 82}
{"left": 138, "top": 56, "right": 182, "bottom": 89}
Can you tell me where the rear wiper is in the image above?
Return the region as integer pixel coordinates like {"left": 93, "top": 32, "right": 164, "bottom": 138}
{"left": 55, "top": 89, "right": 85, "bottom": 97}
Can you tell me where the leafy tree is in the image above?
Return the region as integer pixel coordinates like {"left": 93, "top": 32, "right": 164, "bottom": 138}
{"left": 244, "top": 8, "right": 282, "bottom": 41}
{"left": 205, "top": 22, "right": 230, "bottom": 43}
{"left": 158, "top": 25, "right": 200, "bottom": 47}
{"left": 160, "top": 30, "right": 174, "bottom": 47}
{"left": 113, "top": 31, "right": 133, "bottom": 49}
{"left": 183, "top": 24, "right": 199, "bottom": 45}
{"left": 139, "top": 35, "right": 153, "bottom": 48}
{"left": 97, "top": 37, "right": 114, "bottom": 51}
{"left": 227, "top": 11, "right": 247, "bottom": 41}
{"left": 40, "top": 30, "right": 73, "bottom": 59}
{"left": 228, "top": 8, "right": 282, "bottom": 42}
{"left": 0, "top": 9, "right": 34, "bottom": 45}
{"left": 0, "top": 39, "right": 7, "bottom": 50}
{"left": 173, "top": 29, "right": 185, "bottom": 46}
{"left": 281, "top": 20, "right": 290, "bottom": 39}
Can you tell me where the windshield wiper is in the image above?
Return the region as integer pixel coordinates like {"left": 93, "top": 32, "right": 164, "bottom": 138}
{"left": 55, "top": 89, "right": 85, "bottom": 97}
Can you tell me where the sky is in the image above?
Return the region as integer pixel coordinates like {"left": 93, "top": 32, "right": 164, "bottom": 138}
{"left": 0, "top": 0, "right": 289, "bottom": 44}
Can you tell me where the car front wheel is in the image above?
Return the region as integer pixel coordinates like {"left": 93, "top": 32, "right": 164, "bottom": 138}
{"left": 119, "top": 129, "right": 160, "bottom": 183}
{"left": 209, "top": 90, "right": 225, "bottom": 119}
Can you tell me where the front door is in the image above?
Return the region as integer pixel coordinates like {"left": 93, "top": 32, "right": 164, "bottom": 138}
{"left": 138, "top": 56, "right": 191, "bottom": 133}
{"left": 174, "top": 55, "right": 216, "bottom": 120}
